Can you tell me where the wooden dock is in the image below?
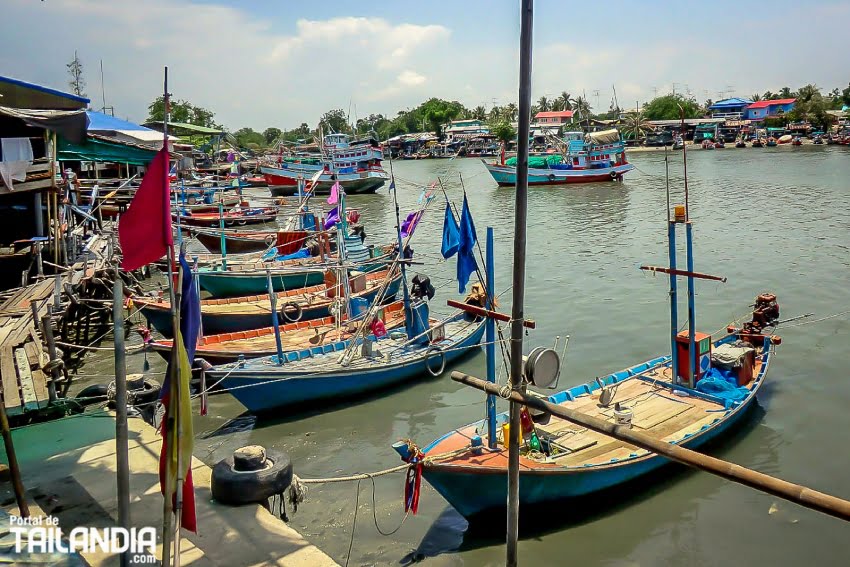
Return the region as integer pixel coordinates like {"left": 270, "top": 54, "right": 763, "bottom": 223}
{"left": 0, "top": 411, "right": 338, "bottom": 566}
{"left": 0, "top": 279, "right": 56, "bottom": 417}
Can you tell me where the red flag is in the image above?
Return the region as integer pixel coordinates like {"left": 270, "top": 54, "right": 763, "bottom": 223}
{"left": 119, "top": 148, "right": 172, "bottom": 271}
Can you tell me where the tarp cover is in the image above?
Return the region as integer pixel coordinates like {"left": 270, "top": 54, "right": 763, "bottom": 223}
{"left": 585, "top": 129, "right": 620, "bottom": 145}
{"left": 0, "top": 106, "right": 88, "bottom": 144}
{"left": 57, "top": 135, "right": 157, "bottom": 165}
{"left": 505, "top": 155, "right": 563, "bottom": 168}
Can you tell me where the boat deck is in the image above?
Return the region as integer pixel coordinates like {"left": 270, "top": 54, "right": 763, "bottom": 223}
{"left": 425, "top": 356, "right": 763, "bottom": 471}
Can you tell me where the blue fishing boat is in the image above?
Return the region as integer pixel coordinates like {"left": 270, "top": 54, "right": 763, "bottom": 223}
{"left": 134, "top": 269, "right": 402, "bottom": 337}
{"left": 483, "top": 130, "right": 634, "bottom": 186}
{"left": 396, "top": 328, "right": 777, "bottom": 518}
{"left": 205, "top": 303, "right": 485, "bottom": 413}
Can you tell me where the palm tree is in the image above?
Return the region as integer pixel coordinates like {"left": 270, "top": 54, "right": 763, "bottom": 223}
{"left": 489, "top": 106, "right": 502, "bottom": 122}
{"left": 554, "top": 91, "right": 572, "bottom": 111}
{"left": 751, "top": 93, "right": 762, "bottom": 102}
{"left": 797, "top": 84, "right": 820, "bottom": 103}
{"left": 779, "top": 86, "right": 794, "bottom": 99}
{"left": 762, "top": 90, "right": 775, "bottom": 100}
{"left": 537, "top": 96, "right": 551, "bottom": 112}
{"left": 571, "top": 95, "right": 592, "bottom": 122}
{"left": 622, "top": 111, "right": 650, "bottom": 144}
{"left": 504, "top": 102, "right": 519, "bottom": 121}
{"left": 472, "top": 105, "right": 487, "bottom": 121}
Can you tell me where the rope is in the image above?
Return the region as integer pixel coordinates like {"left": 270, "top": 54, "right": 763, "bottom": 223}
{"left": 55, "top": 340, "right": 146, "bottom": 353}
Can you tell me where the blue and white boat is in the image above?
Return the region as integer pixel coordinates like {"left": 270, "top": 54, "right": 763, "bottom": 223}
{"left": 205, "top": 301, "right": 485, "bottom": 413}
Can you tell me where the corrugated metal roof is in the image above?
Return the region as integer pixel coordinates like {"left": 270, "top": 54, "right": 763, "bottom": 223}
{"left": 709, "top": 98, "right": 752, "bottom": 109}
{"left": 0, "top": 75, "right": 90, "bottom": 110}
{"left": 746, "top": 98, "right": 796, "bottom": 109}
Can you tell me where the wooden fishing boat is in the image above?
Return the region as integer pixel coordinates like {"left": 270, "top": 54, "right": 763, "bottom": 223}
{"left": 195, "top": 235, "right": 389, "bottom": 297}
{"left": 401, "top": 327, "right": 776, "bottom": 518}
{"left": 147, "top": 300, "right": 408, "bottom": 364}
{"left": 791, "top": 136, "right": 803, "bottom": 146}
{"left": 735, "top": 139, "right": 747, "bottom": 148}
{"left": 484, "top": 130, "right": 634, "bottom": 186}
{"left": 751, "top": 138, "right": 764, "bottom": 148}
{"left": 777, "top": 134, "right": 793, "bottom": 145}
{"left": 205, "top": 306, "right": 485, "bottom": 413}
{"left": 133, "top": 268, "right": 402, "bottom": 337}
{"left": 766, "top": 137, "right": 778, "bottom": 147}
{"left": 192, "top": 229, "right": 277, "bottom": 254}
{"left": 174, "top": 206, "right": 278, "bottom": 227}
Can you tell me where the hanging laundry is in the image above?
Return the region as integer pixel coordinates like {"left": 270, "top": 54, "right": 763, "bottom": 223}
{"left": 457, "top": 194, "right": 478, "bottom": 293}
{"left": 327, "top": 181, "right": 340, "bottom": 205}
{"left": 0, "top": 138, "right": 34, "bottom": 190}
{"left": 441, "top": 202, "right": 460, "bottom": 259}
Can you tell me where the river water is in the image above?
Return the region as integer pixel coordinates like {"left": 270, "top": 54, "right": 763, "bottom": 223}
{"left": 78, "top": 145, "right": 850, "bottom": 566}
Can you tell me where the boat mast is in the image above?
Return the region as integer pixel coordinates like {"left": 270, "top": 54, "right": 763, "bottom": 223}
{"left": 386, "top": 158, "right": 413, "bottom": 336}
{"left": 507, "top": 0, "right": 534, "bottom": 564}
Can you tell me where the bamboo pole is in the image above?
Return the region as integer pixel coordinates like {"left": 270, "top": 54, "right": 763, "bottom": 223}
{"left": 451, "top": 371, "right": 850, "bottom": 522}
{"left": 113, "top": 266, "right": 130, "bottom": 567}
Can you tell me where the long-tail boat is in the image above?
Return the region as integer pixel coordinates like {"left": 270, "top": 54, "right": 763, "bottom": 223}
{"left": 192, "top": 229, "right": 276, "bottom": 254}
{"left": 133, "top": 268, "right": 402, "bottom": 337}
{"left": 147, "top": 300, "right": 408, "bottom": 364}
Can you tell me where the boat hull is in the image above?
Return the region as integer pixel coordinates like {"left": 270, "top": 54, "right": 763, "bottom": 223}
{"left": 210, "top": 318, "right": 485, "bottom": 414}
{"left": 262, "top": 166, "right": 388, "bottom": 196}
{"left": 140, "top": 276, "right": 401, "bottom": 336}
{"left": 194, "top": 231, "right": 274, "bottom": 254}
{"left": 484, "top": 162, "right": 635, "bottom": 186}
{"left": 196, "top": 268, "right": 326, "bottom": 297}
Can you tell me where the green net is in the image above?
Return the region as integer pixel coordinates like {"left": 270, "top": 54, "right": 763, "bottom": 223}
{"left": 505, "top": 155, "right": 564, "bottom": 167}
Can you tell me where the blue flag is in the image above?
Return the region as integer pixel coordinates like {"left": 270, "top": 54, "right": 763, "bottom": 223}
{"left": 388, "top": 179, "right": 395, "bottom": 193}
{"left": 179, "top": 253, "right": 201, "bottom": 361}
{"left": 441, "top": 202, "right": 459, "bottom": 259}
{"left": 457, "top": 194, "right": 478, "bottom": 293}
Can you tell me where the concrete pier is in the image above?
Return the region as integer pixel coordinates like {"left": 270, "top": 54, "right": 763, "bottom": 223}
{"left": 0, "top": 411, "right": 338, "bottom": 566}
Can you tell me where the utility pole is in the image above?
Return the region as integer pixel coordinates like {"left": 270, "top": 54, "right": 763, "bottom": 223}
{"left": 672, "top": 82, "right": 678, "bottom": 96}
{"left": 507, "top": 0, "right": 534, "bottom": 564}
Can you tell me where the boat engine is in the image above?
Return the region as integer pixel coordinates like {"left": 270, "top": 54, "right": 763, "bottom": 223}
{"left": 742, "top": 293, "right": 780, "bottom": 337}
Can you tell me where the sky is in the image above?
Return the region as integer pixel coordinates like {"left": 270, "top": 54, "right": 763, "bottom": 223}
{"left": 3, "top": 0, "right": 848, "bottom": 132}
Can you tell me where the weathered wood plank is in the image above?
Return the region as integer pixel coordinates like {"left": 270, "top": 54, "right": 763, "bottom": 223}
{"left": 15, "top": 347, "right": 40, "bottom": 410}
{"left": 0, "top": 346, "right": 22, "bottom": 410}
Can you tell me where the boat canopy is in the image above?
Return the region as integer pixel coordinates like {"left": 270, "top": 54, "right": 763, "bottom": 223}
{"left": 57, "top": 134, "right": 158, "bottom": 165}
{"left": 584, "top": 129, "right": 620, "bottom": 145}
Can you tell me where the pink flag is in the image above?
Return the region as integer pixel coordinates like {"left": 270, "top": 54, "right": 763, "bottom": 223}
{"left": 327, "top": 181, "right": 340, "bottom": 205}
{"left": 119, "top": 148, "right": 172, "bottom": 271}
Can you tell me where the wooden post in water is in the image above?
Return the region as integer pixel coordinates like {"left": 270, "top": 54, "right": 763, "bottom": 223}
{"left": 0, "top": 398, "right": 28, "bottom": 517}
{"left": 218, "top": 201, "right": 227, "bottom": 271}
{"left": 507, "top": 0, "right": 534, "bottom": 564}
{"left": 113, "top": 266, "right": 131, "bottom": 567}
{"left": 266, "top": 270, "right": 284, "bottom": 364}
{"left": 40, "top": 308, "right": 59, "bottom": 403}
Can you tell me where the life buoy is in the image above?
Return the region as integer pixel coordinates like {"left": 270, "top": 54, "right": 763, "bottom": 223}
{"left": 281, "top": 301, "right": 303, "bottom": 322}
{"left": 425, "top": 346, "right": 446, "bottom": 377}
{"left": 264, "top": 234, "right": 277, "bottom": 246}
{"left": 609, "top": 171, "right": 618, "bottom": 180}
{"left": 547, "top": 174, "right": 556, "bottom": 182}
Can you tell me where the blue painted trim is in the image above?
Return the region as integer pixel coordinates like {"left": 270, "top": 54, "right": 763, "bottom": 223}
{"left": 0, "top": 75, "right": 90, "bottom": 104}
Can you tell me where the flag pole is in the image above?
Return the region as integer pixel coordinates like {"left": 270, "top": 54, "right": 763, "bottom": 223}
{"left": 159, "top": 65, "right": 183, "bottom": 567}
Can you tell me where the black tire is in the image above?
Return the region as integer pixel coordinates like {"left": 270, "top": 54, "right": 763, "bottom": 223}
{"left": 609, "top": 171, "right": 617, "bottom": 180}
{"left": 76, "top": 384, "right": 108, "bottom": 404}
{"left": 547, "top": 174, "right": 556, "bottom": 182}
{"left": 281, "top": 301, "right": 303, "bottom": 322}
{"left": 425, "top": 347, "right": 446, "bottom": 377}
{"left": 211, "top": 449, "right": 293, "bottom": 505}
{"left": 132, "top": 378, "right": 162, "bottom": 406}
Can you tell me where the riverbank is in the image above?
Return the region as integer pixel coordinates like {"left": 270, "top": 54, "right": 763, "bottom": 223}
{"left": 0, "top": 411, "right": 337, "bottom": 566}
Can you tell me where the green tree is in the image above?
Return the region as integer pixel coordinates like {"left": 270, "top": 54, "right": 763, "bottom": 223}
{"left": 842, "top": 82, "right": 850, "bottom": 107}
{"left": 422, "top": 98, "right": 462, "bottom": 138}
{"left": 778, "top": 86, "right": 795, "bottom": 99}
{"left": 536, "top": 96, "right": 551, "bottom": 112}
{"left": 796, "top": 84, "right": 820, "bottom": 103}
{"left": 621, "top": 111, "right": 651, "bottom": 143}
{"left": 642, "top": 94, "right": 701, "bottom": 120}
{"left": 471, "top": 105, "right": 487, "bottom": 121}
{"left": 147, "top": 97, "right": 219, "bottom": 128}
{"left": 571, "top": 95, "right": 592, "bottom": 125}
{"left": 233, "top": 127, "right": 265, "bottom": 148}
{"left": 491, "top": 121, "right": 515, "bottom": 145}
{"left": 554, "top": 91, "right": 572, "bottom": 111}
{"left": 318, "top": 109, "right": 351, "bottom": 133}
{"left": 504, "top": 103, "right": 518, "bottom": 121}
{"left": 762, "top": 90, "right": 776, "bottom": 100}
{"left": 67, "top": 51, "right": 86, "bottom": 97}
{"left": 751, "top": 93, "right": 762, "bottom": 102}
{"left": 263, "top": 127, "right": 282, "bottom": 144}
